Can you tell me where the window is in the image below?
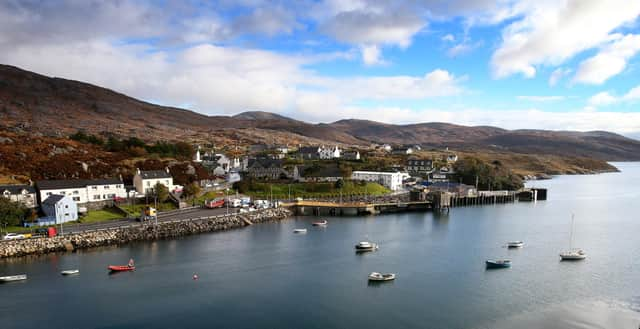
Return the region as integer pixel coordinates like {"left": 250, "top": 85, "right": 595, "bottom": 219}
{"left": 104, "top": 185, "right": 110, "bottom": 189}
{"left": 73, "top": 190, "right": 79, "bottom": 195}
{"left": 65, "top": 213, "right": 69, "bottom": 217}
{"left": 93, "top": 195, "right": 101, "bottom": 200}
{"left": 92, "top": 186, "right": 98, "bottom": 190}
{"left": 165, "top": 180, "right": 170, "bottom": 185}
{"left": 116, "top": 185, "right": 121, "bottom": 188}
{"left": 46, "top": 192, "right": 52, "bottom": 196}
{"left": 65, "top": 205, "right": 68, "bottom": 209}
{"left": 73, "top": 197, "right": 80, "bottom": 201}
{"left": 146, "top": 181, "right": 150, "bottom": 187}
{"left": 60, "top": 191, "right": 66, "bottom": 195}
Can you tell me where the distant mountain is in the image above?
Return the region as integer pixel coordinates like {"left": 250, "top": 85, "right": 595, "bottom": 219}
{"left": 2, "top": 64, "right": 640, "bottom": 160}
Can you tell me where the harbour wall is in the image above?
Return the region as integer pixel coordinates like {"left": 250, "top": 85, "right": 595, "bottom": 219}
{"left": 0, "top": 208, "right": 291, "bottom": 259}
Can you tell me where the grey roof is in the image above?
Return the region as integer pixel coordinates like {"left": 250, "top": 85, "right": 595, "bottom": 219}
{"left": 248, "top": 158, "right": 283, "bottom": 169}
{"left": 139, "top": 170, "right": 172, "bottom": 179}
{"left": 296, "top": 164, "right": 343, "bottom": 178}
{"left": 42, "top": 194, "right": 66, "bottom": 205}
{"left": 36, "top": 178, "right": 123, "bottom": 190}
{"left": 298, "top": 146, "right": 319, "bottom": 154}
{"left": 0, "top": 185, "right": 36, "bottom": 194}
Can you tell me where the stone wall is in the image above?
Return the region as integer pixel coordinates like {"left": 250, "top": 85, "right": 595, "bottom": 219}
{"left": 0, "top": 208, "right": 291, "bottom": 258}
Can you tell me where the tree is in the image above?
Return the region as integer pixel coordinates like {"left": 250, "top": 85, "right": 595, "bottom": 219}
{"left": 182, "top": 182, "right": 201, "bottom": 200}
{"left": 334, "top": 179, "right": 344, "bottom": 189}
{"left": 174, "top": 142, "right": 195, "bottom": 159}
{"left": 153, "top": 183, "right": 169, "bottom": 202}
{"left": 0, "top": 198, "right": 28, "bottom": 227}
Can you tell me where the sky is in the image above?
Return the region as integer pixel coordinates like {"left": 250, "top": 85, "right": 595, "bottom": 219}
{"left": 1, "top": 0, "right": 640, "bottom": 137}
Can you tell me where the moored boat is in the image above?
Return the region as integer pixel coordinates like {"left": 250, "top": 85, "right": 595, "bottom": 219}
{"left": 293, "top": 228, "right": 307, "bottom": 234}
{"left": 560, "top": 249, "right": 586, "bottom": 260}
{"left": 0, "top": 274, "right": 27, "bottom": 282}
{"left": 355, "top": 241, "right": 378, "bottom": 252}
{"left": 368, "top": 272, "right": 396, "bottom": 281}
{"left": 61, "top": 269, "right": 80, "bottom": 275}
{"left": 312, "top": 220, "right": 328, "bottom": 226}
{"left": 560, "top": 214, "right": 586, "bottom": 261}
{"left": 485, "top": 259, "right": 511, "bottom": 269}
{"left": 507, "top": 241, "right": 524, "bottom": 248}
{"left": 109, "top": 259, "right": 135, "bottom": 272}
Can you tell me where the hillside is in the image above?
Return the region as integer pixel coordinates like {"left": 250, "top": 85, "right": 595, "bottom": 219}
{"left": 1, "top": 64, "right": 640, "bottom": 161}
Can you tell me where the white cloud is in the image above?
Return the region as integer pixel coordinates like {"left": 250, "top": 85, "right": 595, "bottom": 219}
{"left": 361, "top": 45, "right": 384, "bottom": 66}
{"left": 318, "top": 1, "right": 425, "bottom": 64}
{"left": 548, "top": 67, "right": 571, "bottom": 86}
{"left": 491, "top": 0, "right": 640, "bottom": 79}
{"left": 447, "top": 38, "right": 483, "bottom": 57}
{"left": 573, "top": 34, "right": 640, "bottom": 84}
{"left": 588, "top": 92, "right": 618, "bottom": 106}
{"left": 517, "top": 95, "right": 565, "bottom": 102}
{"left": 587, "top": 85, "right": 640, "bottom": 108}
{"left": 442, "top": 34, "right": 455, "bottom": 42}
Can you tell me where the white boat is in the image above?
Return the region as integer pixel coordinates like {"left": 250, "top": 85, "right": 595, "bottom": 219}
{"left": 368, "top": 272, "right": 395, "bottom": 281}
{"left": 507, "top": 241, "right": 524, "bottom": 248}
{"left": 355, "top": 241, "right": 378, "bottom": 252}
{"left": 61, "top": 269, "right": 80, "bottom": 275}
{"left": 560, "top": 249, "right": 587, "bottom": 260}
{"left": 560, "top": 214, "right": 586, "bottom": 261}
{"left": 293, "top": 228, "right": 307, "bottom": 234}
{"left": 0, "top": 274, "right": 27, "bottom": 282}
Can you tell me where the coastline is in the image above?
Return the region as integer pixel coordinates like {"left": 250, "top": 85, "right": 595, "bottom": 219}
{"left": 0, "top": 208, "right": 291, "bottom": 259}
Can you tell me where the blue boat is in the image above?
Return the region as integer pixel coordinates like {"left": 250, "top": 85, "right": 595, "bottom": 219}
{"left": 485, "top": 260, "right": 511, "bottom": 269}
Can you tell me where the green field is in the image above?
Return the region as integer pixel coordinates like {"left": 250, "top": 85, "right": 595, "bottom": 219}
{"left": 244, "top": 181, "right": 389, "bottom": 199}
{"left": 79, "top": 208, "right": 124, "bottom": 223}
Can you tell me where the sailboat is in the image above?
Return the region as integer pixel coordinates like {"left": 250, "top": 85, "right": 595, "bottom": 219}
{"left": 559, "top": 214, "right": 586, "bottom": 261}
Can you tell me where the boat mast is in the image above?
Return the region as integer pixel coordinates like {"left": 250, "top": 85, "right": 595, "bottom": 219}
{"left": 569, "top": 213, "right": 575, "bottom": 250}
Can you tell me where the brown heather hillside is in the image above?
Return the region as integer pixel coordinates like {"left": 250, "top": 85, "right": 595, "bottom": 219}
{"left": 0, "top": 64, "right": 638, "bottom": 182}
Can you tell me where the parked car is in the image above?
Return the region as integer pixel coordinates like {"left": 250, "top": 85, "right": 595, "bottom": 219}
{"left": 2, "top": 233, "right": 25, "bottom": 240}
{"left": 35, "top": 228, "right": 49, "bottom": 236}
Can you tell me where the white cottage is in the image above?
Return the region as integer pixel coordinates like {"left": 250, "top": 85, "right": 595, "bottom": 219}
{"left": 133, "top": 168, "right": 174, "bottom": 195}
{"left": 351, "top": 171, "right": 411, "bottom": 191}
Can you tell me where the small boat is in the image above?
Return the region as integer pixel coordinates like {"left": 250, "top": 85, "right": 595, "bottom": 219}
{"left": 312, "top": 220, "right": 328, "bottom": 226}
{"left": 560, "top": 249, "right": 586, "bottom": 261}
{"left": 355, "top": 241, "right": 378, "bottom": 252}
{"left": 486, "top": 260, "right": 511, "bottom": 269}
{"left": 368, "top": 272, "right": 396, "bottom": 281}
{"left": 293, "top": 228, "right": 307, "bottom": 234}
{"left": 0, "top": 274, "right": 27, "bottom": 282}
{"left": 507, "top": 241, "right": 524, "bottom": 248}
{"left": 61, "top": 269, "right": 80, "bottom": 276}
{"left": 109, "top": 259, "right": 135, "bottom": 272}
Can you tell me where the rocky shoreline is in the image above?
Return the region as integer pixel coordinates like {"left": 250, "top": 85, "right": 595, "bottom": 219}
{"left": 0, "top": 208, "right": 291, "bottom": 259}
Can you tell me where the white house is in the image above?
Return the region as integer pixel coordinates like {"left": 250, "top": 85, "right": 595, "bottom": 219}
{"left": 0, "top": 184, "right": 37, "bottom": 208}
{"left": 351, "top": 171, "right": 411, "bottom": 191}
{"left": 342, "top": 150, "right": 361, "bottom": 161}
{"left": 133, "top": 168, "right": 173, "bottom": 195}
{"left": 36, "top": 179, "right": 126, "bottom": 207}
{"left": 41, "top": 195, "right": 78, "bottom": 224}
{"left": 318, "top": 145, "right": 341, "bottom": 159}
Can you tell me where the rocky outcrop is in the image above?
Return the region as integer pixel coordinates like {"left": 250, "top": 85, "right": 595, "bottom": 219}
{"left": 0, "top": 208, "right": 291, "bottom": 258}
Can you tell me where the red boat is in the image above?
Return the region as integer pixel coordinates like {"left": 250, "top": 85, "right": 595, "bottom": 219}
{"left": 204, "top": 198, "right": 225, "bottom": 209}
{"left": 109, "top": 259, "right": 135, "bottom": 272}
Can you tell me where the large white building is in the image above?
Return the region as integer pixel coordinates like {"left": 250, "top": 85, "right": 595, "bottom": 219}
{"left": 133, "top": 168, "right": 174, "bottom": 195}
{"left": 351, "top": 171, "right": 410, "bottom": 191}
{"left": 36, "top": 178, "right": 126, "bottom": 207}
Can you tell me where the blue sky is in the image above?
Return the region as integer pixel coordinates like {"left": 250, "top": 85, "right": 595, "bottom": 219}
{"left": 1, "top": 0, "right": 639, "bottom": 136}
